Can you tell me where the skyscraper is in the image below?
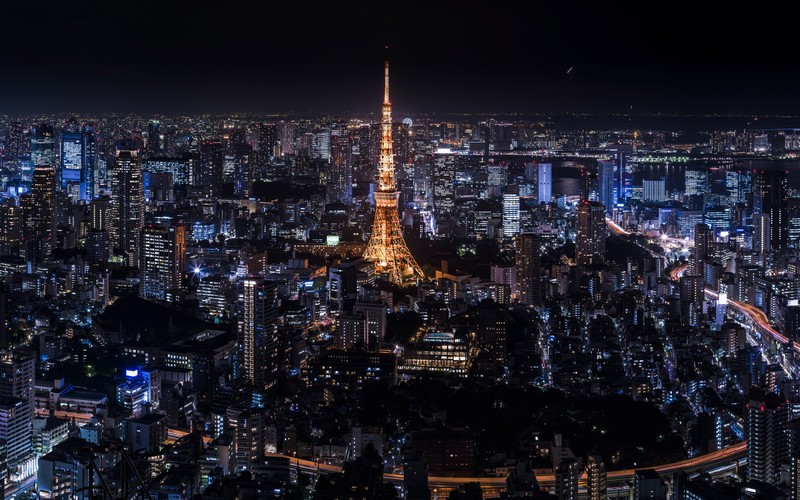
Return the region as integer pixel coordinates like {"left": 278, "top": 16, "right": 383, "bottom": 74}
{"left": 139, "top": 224, "right": 186, "bottom": 300}
{"left": 515, "top": 233, "right": 542, "bottom": 307}
{"left": 537, "top": 163, "right": 552, "bottom": 204}
{"left": 239, "top": 278, "right": 280, "bottom": 390}
{"left": 754, "top": 213, "right": 771, "bottom": 255}
{"left": 112, "top": 145, "right": 144, "bottom": 263}
{"left": 58, "top": 124, "right": 96, "bottom": 202}
{"left": 26, "top": 166, "right": 56, "bottom": 261}
{"left": 30, "top": 123, "right": 55, "bottom": 168}
{"left": 692, "top": 223, "right": 712, "bottom": 275}
{"left": 502, "top": 186, "right": 520, "bottom": 237}
{"left": 198, "top": 139, "right": 224, "bottom": 196}
{"left": 362, "top": 55, "right": 425, "bottom": 283}
{"left": 0, "top": 351, "right": 35, "bottom": 465}
{"left": 598, "top": 160, "right": 614, "bottom": 214}
{"left": 575, "top": 201, "right": 606, "bottom": 266}
{"left": 585, "top": 455, "right": 607, "bottom": 500}
{"left": 60, "top": 131, "right": 83, "bottom": 202}
{"left": 747, "top": 388, "right": 790, "bottom": 485}
{"left": 432, "top": 155, "right": 456, "bottom": 214}
{"left": 753, "top": 171, "right": 788, "bottom": 250}
{"left": 329, "top": 134, "right": 353, "bottom": 204}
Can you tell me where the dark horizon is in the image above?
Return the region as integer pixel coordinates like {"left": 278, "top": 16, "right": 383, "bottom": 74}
{"left": 2, "top": 2, "right": 799, "bottom": 115}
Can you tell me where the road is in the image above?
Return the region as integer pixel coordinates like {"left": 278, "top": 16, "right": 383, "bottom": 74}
{"left": 268, "top": 441, "right": 747, "bottom": 496}
{"left": 668, "top": 262, "right": 689, "bottom": 281}
{"left": 703, "top": 289, "right": 793, "bottom": 348}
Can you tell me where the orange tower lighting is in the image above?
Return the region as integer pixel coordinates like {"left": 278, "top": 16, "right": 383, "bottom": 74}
{"left": 362, "top": 52, "right": 425, "bottom": 284}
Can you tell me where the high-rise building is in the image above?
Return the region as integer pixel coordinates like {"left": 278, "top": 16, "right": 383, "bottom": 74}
{"left": 754, "top": 213, "right": 771, "bottom": 255}
{"left": 362, "top": 56, "right": 425, "bottom": 283}
{"left": 112, "top": 145, "right": 144, "bottom": 262}
{"left": 0, "top": 351, "right": 35, "bottom": 464}
{"left": 642, "top": 178, "right": 666, "bottom": 202}
{"left": 139, "top": 224, "right": 186, "bottom": 300}
{"left": 598, "top": 160, "right": 615, "bottom": 213}
{"left": 575, "top": 201, "right": 606, "bottom": 266}
{"left": 585, "top": 455, "right": 607, "bottom": 500}
{"left": 0, "top": 397, "right": 30, "bottom": 465}
{"left": 554, "top": 458, "right": 579, "bottom": 500}
{"left": 197, "top": 140, "right": 224, "bottom": 195}
{"left": 788, "top": 198, "right": 800, "bottom": 248}
{"left": 537, "top": 163, "right": 552, "bottom": 204}
{"left": 60, "top": 131, "right": 83, "bottom": 202}
{"left": 753, "top": 171, "right": 788, "bottom": 250}
{"left": 353, "top": 301, "right": 387, "bottom": 343}
{"left": 692, "top": 223, "right": 712, "bottom": 275}
{"left": 329, "top": 134, "right": 353, "bottom": 204}
{"left": 59, "top": 125, "right": 96, "bottom": 202}
{"left": 747, "top": 388, "right": 790, "bottom": 485}
{"left": 0, "top": 202, "right": 22, "bottom": 257}
{"left": 147, "top": 120, "right": 163, "bottom": 156}
{"left": 26, "top": 166, "right": 56, "bottom": 261}
{"left": 502, "top": 186, "right": 520, "bottom": 237}
{"left": 233, "top": 408, "right": 271, "bottom": 471}
{"left": 30, "top": 123, "right": 55, "bottom": 167}
{"left": 239, "top": 279, "right": 280, "bottom": 390}
{"left": 633, "top": 469, "right": 666, "bottom": 499}
{"left": 515, "top": 233, "right": 542, "bottom": 307}
{"left": 432, "top": 155, "right": 456, "bottom": 214}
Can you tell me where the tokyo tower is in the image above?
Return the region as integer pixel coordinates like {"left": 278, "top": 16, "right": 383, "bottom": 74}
{"left": 362, "top": 54, "right": 425, "bottom": 284}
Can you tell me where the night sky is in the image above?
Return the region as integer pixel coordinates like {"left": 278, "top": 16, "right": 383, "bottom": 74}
{"left": 2, "top": 2, "right": 798, "bottom": 115}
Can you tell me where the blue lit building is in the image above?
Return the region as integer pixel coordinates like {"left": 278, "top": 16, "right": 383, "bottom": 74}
{"left": 59, "top": 125, "right": 96, "bottom": 202}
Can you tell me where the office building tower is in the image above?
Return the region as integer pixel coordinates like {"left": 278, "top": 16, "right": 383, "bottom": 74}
{"left": 538, "top": 163, "right": 552, "bottom": 204}
{"left": 753, "top": 171, "right": 788, "bottom": 250}
{"left": 633, "top": 469, "right": 666, "bottom": 499}
{"left": 642, "top": 178, "right": 666, "bottom": 202}
{"left": 26, "top": 166, "right": 56, "bottom": 261}
{"left": 329, "top": 134, "right": 353, "bottom": 204}
{"left": 144, "top": 157, "right": 191, "bottom": 186}
{"left": 139, "top": 224, "right": 186, "bottom": 300}
{"left": 147, "top": 120, "right": 163, "bottom": 156}
{"left": 353, "top": 301, "right": 387, "bottom": 343}
{"left": 197, "top": 139, "right": 224, "bottom": 195}
{"left": 60, "top": 131, "right": 83, "bottom": 202}
{"left": 0, "top": 397, "right": 30, "bottom": 465}
{"left": 239, "top": 279, "right": 280, "bottom": 390}
{"left": 0, "top": 351, "right": 35, "bottom": 464}
{"left": 554, "top": 458, "right": 579, "bottom": 500}
{"left": 0, "top": 202, "right": 22, "bottom": 256}
{"left": 581, "top": 170, "right": 599, "bottom": 202}
{"left": 598, "top": 160, "right": 615, "bottom": 213}
{"left": 575, "top": 201, "right": 606, "bottom": 266}
{"left": 233, "top": 408, "right": 271, "bottom": 471}
{"left": 754, "top": 213, "right": 771, "bottom": 255}
{"left": 503, "top": 186, "right": 520, "bottom": 237}
{"left": 747, "top": 388, "right": 790, "bottom": 485}
{"left": 692, "top": 223, "right": 712, "bottom": 275}
{"left": 788, "top": 198, "right": 800, "bottom": 248}
{"left": 112, "top": 145, "right": 144, "bottom": 262}
{"left": 684, "top": 169, "right": 707, "bottom": 197}
{"left": 515, "top": 233, "right": 542, "bottom": 307}
{"left": 30, "top": 123, "right": 55, "bottom": 167}
{"left": 433, "top": 155, "right": 456, "bottom": 214}
{"left": 586, "top": 455, "right": 607, "bottom": 500}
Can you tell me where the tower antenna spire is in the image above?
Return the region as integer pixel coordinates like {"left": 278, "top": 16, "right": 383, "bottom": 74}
{"left": 384, "top": 45, "right": 390, "bottom": 104}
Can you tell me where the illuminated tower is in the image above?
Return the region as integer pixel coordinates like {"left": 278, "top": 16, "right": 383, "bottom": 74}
{"left": 363, "top": 54, "right": 424, "bottom": 284}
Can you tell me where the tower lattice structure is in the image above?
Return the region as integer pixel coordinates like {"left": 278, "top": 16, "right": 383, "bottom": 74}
{"left": 362, "top": 56, "right": 425, "bottom": 284}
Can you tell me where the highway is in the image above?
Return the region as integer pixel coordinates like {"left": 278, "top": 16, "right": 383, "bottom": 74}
{"left": 703, "top": 289, "right": 793, "bottom": 348}
{"left": 668, "top": 262, "right": 689, "bottom": 281}
{"left": 266, "top": 442, "right": 747, "bottom": 497}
